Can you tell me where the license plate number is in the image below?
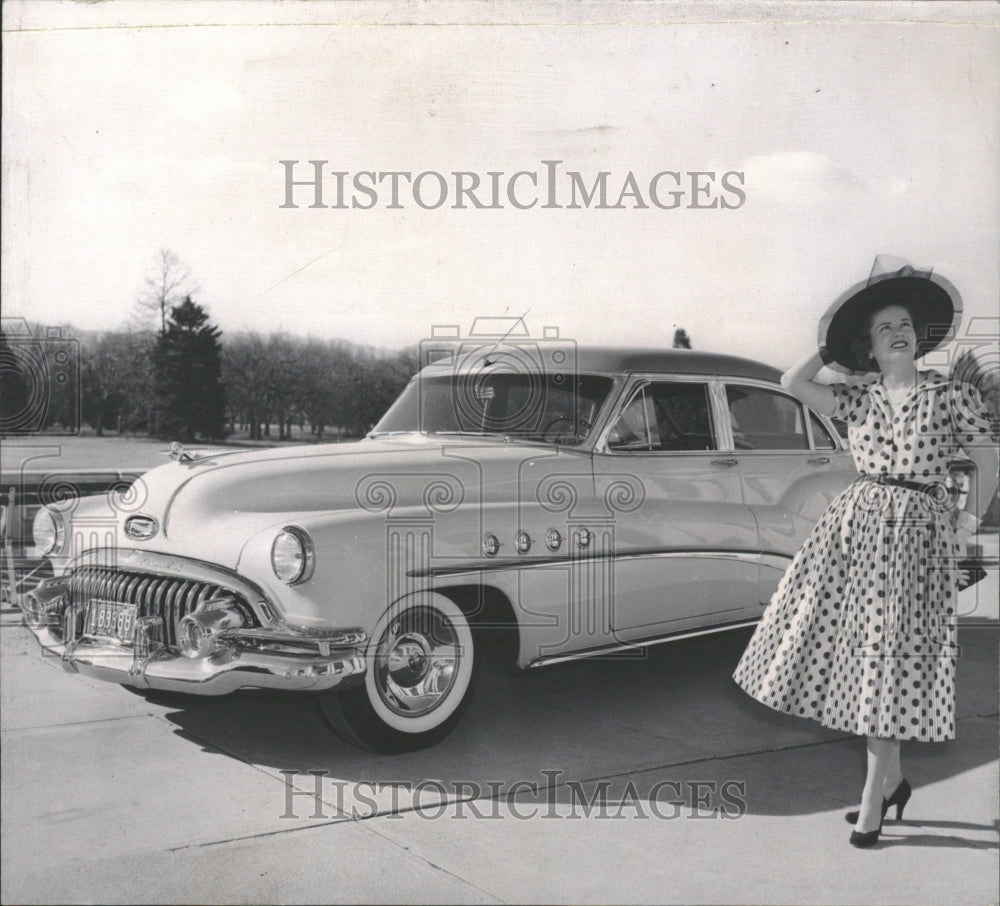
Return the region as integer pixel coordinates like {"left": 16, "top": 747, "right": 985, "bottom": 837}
{"left": 87, "top": 601, "right": 137, "bottom": 644}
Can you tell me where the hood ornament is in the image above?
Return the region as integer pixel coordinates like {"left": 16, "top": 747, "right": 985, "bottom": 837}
{"left": 167, "top": 442, "right": 194, "bottom": 463}
{"left": 161, "top": 442, "right": 228, "bottom": 464}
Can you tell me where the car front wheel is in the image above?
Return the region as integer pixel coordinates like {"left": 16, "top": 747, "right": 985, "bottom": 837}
{"left": 317, "top": 593, "right": 478, "bottom": 753}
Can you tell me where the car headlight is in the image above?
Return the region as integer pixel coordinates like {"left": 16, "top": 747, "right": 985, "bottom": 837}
{"left": 270, "top": 527, "right": 315, "bottom": 585}
{"left": 32, "top": 508, "right": 64, "bottom": 555}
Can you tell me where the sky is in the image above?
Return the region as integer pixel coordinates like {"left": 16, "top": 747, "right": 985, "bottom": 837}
{"left": 3, "top": 1, "right": 999, "bottom": 369}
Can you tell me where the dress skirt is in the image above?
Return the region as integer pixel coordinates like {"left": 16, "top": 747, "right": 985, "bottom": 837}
{"left": 733, "top": 477, "right": 961, "bottom": 741}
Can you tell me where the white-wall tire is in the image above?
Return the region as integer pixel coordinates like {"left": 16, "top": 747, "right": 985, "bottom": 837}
{"left": 318, "top": 593, "right": 478, "bottom": 753}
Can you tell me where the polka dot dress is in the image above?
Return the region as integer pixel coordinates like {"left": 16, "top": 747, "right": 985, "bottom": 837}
{"left": 733, "top": 371, "right": 993, "bottom": 741}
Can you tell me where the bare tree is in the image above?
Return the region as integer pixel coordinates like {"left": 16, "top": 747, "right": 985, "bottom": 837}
{"left": 223, "top": 332, "right": 290, "bottom": 441}
{"left": 131, "top": 249, "right": 199, "bottom": 333}
{"left": 221, "top": 333, "right": 415, "bottom": 442}
{"left": 82, "top": 331, "right": 156, "bottom": 435}
{"left": 264, "top": 334, "right": 306, "bottom": 441}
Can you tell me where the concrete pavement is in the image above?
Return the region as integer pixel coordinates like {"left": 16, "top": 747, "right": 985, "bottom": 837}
{"left": 1, "top": 601, "right": 997, "bottom": 904}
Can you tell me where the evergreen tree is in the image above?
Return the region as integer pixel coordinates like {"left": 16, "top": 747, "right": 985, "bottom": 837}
{"left": 672, "top": 328, "right": 692, "bottom": 349}
{"left": 153, "top": 297, "right": 226, "bottom": 441}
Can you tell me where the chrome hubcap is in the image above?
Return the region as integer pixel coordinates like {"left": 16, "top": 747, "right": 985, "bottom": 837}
{"left": 375, "top": 608, "right": 461, "bottom": 717}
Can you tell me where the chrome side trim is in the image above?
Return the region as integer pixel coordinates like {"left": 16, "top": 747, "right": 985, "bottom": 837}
{"left": 759, "top": 552, "right": 795, "bottom": 573}
{"left": 527, "top": 618, "right": 761, "bottom": 669}
{"left": 410, "top": 547, "right": 794, "bottom": 578}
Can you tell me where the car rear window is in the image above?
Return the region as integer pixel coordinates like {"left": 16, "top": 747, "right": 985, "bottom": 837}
{"left": 608, "top": 381, "right": 716, "bottom": 452}
{"left": 725, "top": 385, "right": 808, "bottom": 451}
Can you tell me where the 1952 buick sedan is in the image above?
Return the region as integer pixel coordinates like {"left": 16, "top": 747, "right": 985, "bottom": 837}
{"left": 22, "top": 342, "right": 857, "bottom": 752}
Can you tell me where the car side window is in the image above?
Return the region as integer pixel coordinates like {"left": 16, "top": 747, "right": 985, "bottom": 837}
{"left": 607, "top": 382, "right": 716, "bottom": 452}
{"left": 809, "top": 412, "right": 838, "bottom": 451}
{"left": 725, "top": 385, "right": 808, "bottom": 451}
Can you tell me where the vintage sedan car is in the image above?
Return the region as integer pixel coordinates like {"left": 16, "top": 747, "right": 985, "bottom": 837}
{"left": 21, "top": 344, "right": 858, "bottom": 752}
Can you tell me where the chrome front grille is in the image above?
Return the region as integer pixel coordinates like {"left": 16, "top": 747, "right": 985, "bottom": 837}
{"left": 69, "top": 567, "right": 255, "bottom": 648}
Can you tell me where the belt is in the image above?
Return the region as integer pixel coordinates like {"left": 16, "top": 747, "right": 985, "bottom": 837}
{"left": 858, "top": 474, "right": 946, "bottom": 497}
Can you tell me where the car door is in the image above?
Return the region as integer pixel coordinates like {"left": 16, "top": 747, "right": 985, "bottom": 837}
{"left": 720, "top": 380, "right": 858, "bottom": 603}
{"left": 591, "top": 376, "right": 761, "bottom": 643}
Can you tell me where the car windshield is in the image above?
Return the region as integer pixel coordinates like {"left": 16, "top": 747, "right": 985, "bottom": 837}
{"left": 371, "top": 372, "right": 616, "bottom": 445}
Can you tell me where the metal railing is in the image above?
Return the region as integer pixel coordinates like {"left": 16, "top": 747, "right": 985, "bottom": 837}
{"left": 1, "top": 470, "right": 143, "bottom": 608}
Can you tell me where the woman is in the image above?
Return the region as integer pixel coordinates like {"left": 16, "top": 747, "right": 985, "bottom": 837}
{"left": 733, "top": 261, "right": 998, "bottom": 847}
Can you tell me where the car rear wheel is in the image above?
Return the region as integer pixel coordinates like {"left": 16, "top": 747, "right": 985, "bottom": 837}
{"left": 317, "top": 593, "right": 478, "bottom": 753}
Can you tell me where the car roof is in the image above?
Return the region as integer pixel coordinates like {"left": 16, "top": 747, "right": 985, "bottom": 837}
{"left": 417, "top": 344, "right": 782, "bottom": 383}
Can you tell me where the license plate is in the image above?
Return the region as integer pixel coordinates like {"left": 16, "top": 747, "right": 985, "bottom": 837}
{"left": 87, "top": 600, "right": 137, "bottom": 644}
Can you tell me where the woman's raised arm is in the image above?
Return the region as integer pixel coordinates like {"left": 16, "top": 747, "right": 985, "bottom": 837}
{"left": 781, "top": 350, "right": 837, "bottom": 416}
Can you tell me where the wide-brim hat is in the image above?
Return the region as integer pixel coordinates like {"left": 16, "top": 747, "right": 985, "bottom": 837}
{"left": 817, "top": 257, "right": 963, "bottom": 374}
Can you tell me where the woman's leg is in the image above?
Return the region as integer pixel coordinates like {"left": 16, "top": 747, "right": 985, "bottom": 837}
{"left": 883, "top": 740, "right": 903, "bottom": 794}
{"left": 857, "top": 736, "right": 897, "bottom": 833}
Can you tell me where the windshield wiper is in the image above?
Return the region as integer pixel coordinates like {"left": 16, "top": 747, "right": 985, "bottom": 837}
{"left": 428, "top": 430, "right": 493, "bottom": 437}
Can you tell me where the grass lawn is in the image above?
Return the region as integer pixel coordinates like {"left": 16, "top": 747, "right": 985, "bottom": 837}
{"left": 1, "top": 434, "right": 280, "bottom": 473}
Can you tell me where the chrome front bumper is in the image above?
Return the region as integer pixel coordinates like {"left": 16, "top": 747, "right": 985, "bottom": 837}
{"left": 29, "top": 624, "right": 367, "bottom": 694}
{"left": 20, "top": 561, "right": 369, "bottom": 695}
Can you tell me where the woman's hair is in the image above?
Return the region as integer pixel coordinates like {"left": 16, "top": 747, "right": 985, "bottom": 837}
{"left": 848, "top": 300, "right": 923, "bottom": 370}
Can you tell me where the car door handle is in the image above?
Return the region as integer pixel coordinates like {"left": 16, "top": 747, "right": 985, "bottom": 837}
{"left": 711, "top": 458, "right": 739, "bottom": 467}
{"left": 808, "top": 456, "right": 831, "bottom": 465}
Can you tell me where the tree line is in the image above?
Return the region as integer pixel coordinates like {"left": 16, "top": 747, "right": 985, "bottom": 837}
{"left": 1, "top": 314, "right": 417, "bottom": 442}
{"left": 83, "top": 319, "right": 417, "bottom": 441}
{"left": 2, "top": 249, "right": 417, "bottom": 442}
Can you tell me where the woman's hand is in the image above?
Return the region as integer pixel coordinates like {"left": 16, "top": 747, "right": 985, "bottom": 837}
{"left": 953, "top": 510, "right": 980, "bottom": 547}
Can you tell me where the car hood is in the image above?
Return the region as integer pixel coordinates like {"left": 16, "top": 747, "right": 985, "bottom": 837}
{"left": 112, "top": 435, "right": 590, "bottom": 568}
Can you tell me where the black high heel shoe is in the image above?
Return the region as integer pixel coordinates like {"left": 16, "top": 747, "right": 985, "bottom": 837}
{"left": 849, "top": 819, "right": 883, "bottom": 848}
{"left": 845, "top": 778, "right": 911, "bottom": 825}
